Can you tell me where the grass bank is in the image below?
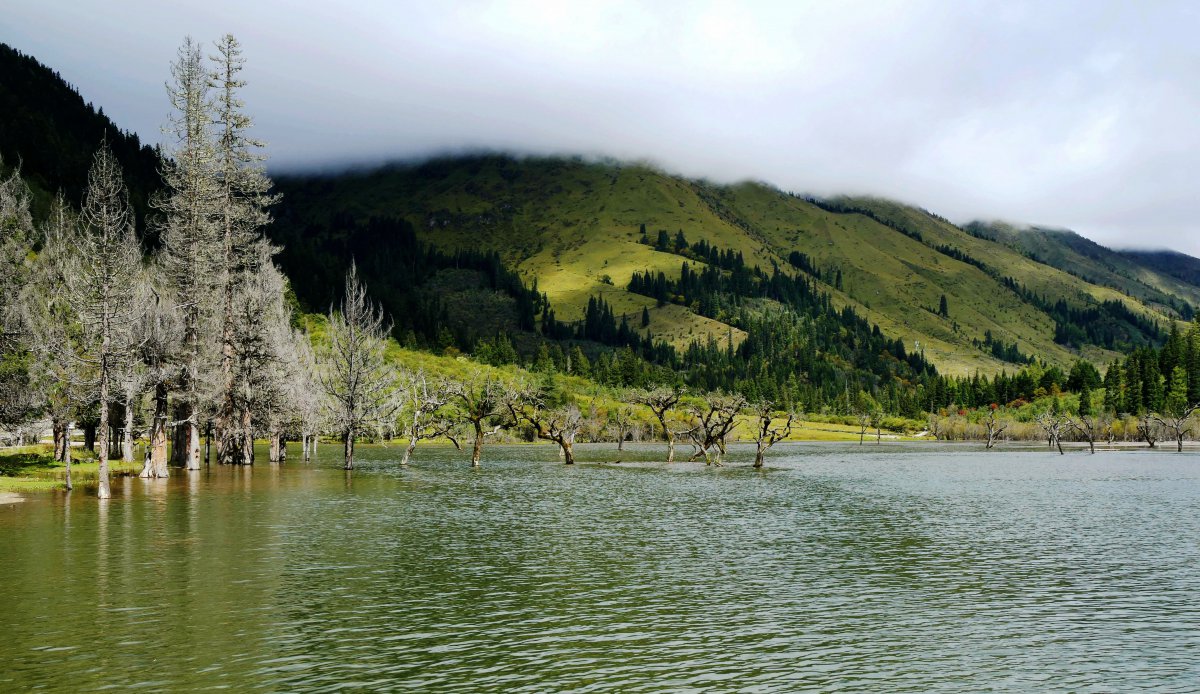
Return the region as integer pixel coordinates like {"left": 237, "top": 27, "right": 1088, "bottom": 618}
{"left": 0, "top": 445, "right": 141, "bottom": 494}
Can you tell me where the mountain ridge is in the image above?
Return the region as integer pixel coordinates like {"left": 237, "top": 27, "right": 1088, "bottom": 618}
{"left": 273, "top": 154, "right": 1195, "bottom": 375}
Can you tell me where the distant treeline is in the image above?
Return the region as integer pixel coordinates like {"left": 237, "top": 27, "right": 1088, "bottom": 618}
{"left": 0, "top": 43, "right": 161, "bottom": 238}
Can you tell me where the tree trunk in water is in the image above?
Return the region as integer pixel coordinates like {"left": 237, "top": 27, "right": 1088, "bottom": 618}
{"left": 234, "top": 407, "right": 254, "bottom": 466}
{"left": 402, "top": 437, "right": 417, "bottom": 466}
{"left": 62, "top": 422, "right": 73, "bottom": 491}
{"left": 754, "top": 445, "right": 765, "bottom": 468}
{"left": 471, "top": 421, "right": 484, "bottom": 467}
{"left": 97, "top": 373, "right": 111, "bottom": 500}
{"left": 181, "top": 413, "right": 201, "bottom": 470}
{"left": 142, "top": 382, "right": 170, "bottom": 478}
{"left": 1055, "top": 436, "right": 1064, "bottom": 455}
{"left": 204, "top": 422, "right": 211, "bottom": 465}
{"left": 170, "top": 414, "right": 183, "bottom": 466}
{"left": 343, "top": 431, "right": 354, "bottom": 470}
{"left": 278, "top": 437, "right": 287, "bottom": 462}
{"left": 666, "top": 432, "right": 675, "bottom": 463}
{"left": 269, "top": 433, "right": 280, "bottom": 463}
{"left": 561, "top": 440, "right": 575, "bottom": 465}
{"left": 302, "top": 432, "right": 313, "bottom": 462}
{"left": 121, "top": 396, "right": 135, "bottom": 462}
{"left": 617, "top": 435, "right": 625, "bottom": 452}
{"left": 1178, "top": 435, "right": 1185, "bottom": 453}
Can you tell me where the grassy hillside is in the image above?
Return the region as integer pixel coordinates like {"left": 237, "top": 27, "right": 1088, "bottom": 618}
{"left": 966, "top": 221, "right": 1200, "bottom": 317}
{"left": 276, "top": 155, "right": 1196, "bottom": 376}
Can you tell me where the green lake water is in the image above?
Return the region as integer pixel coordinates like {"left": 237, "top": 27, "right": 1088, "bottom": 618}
{"left": 1, "top": 442, "right": 1197, "bottom": 691}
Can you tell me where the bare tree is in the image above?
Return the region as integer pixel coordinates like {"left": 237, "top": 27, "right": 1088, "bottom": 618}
{"left": 751, "top": 401, "right": 795, "bottom": 468}
{"left": 291, "top": 328, "right": 324, "bottom": 462}
{"left": 686, "top": 393, "right": 746, "bottom": 465}
{"left": 1136, "top": 414, "right": 1160, "bottom": 449}
{"left": 1067, "top": 414, "right": 1099, "bottom": 454}
{"left": 607, "top": 404, "right": 635, "bottom": 452}
{"left": 447, "top": 373, "right": 509, "bottom": 467}
{"left": 0, "top": 160, "right": 38, "bottom": 432}
{"left": 210, "top": 34, "right": 280, "bottom": 466}
{"left": 856, "top": 411, "right": 870, "bottom": 445}
{"left": 398, "top": 371, "right": 458, "bottom": 466}
{"left": 633, "top": 385, "right": 683, "bottom": 462}
{"left": 1034, "top": 411, "right": 1068, "bottom": 455}
{"left": 504, "top": 385, "right": 583, "bottom": 464}
{"left": 134, "top": 291, "right": 181, "bottom": 479}
{"left": 984, "top": 407, "right": 1008, "bottom": 449}
{"left": 157, "top": 36, "right": 221, "bottom": 470}
{"left": 1153, "top": 405, "right": 1199, "bottom": 453}
{"left": 60, "top": 144, "right": 146, "bottom": 498}
{"left": 23, "top": 193, "right": 88, "bottom": 488}
{"left": 318, "top": 263, "right": 403, "bottom": 470}
{"left": 870, "top": 408, "right": 884, "bottom": 444}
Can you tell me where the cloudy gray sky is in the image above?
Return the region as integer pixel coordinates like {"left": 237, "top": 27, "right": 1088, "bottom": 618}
{"left": 5, "top": 1, "right": 1200, "bottom": 255}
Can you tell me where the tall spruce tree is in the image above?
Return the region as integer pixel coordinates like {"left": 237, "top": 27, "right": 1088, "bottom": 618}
{"left": 210, "top": 34, "right": 279, "bottom": 465}
{"left": 157, "top": 36, "right": 221, "bottom": 470}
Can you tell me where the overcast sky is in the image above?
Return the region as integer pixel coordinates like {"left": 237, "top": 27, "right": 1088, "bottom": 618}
{"left": 5, "top": 1, "right": 1200, "bottom": 255}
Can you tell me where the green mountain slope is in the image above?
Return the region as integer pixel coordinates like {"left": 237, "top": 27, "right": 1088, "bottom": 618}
{"left": 276, "top": 155, "right": 1193, "bottom": 376}
{"left": 964, "top": 221, "right": 1200, "bottom": 318}
{"left": 1117, "top": 249, "right": 1200, "bottom": 288}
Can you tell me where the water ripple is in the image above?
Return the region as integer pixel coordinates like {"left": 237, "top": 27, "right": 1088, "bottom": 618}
{"left": 1, "top": 442, "right": 1198, "bottom": 691}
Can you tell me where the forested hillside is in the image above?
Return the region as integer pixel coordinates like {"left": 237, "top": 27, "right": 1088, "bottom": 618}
{"left": 0, "top": 44, "right": 161, "bottom": 237}
{"left": 274, "top": 155, "right": 1198, "bottom": 377}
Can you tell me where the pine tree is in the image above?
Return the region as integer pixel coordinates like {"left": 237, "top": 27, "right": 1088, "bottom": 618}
{"left": 1078, "top": 382, "right": 1093, "bottom": 416}
{"left": 318, "top": 263, "right": 402, "bottom": 470}
{"left": 210, "top": 34, "right": 279, "bottom": 465}
{"left": 157, "top": 36, "right": 221, "bottom": 470}
{"left": 64, "top": 144, "right": 145, "bottom": 498}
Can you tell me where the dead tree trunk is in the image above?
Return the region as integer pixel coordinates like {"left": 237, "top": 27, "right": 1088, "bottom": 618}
{"left": 121, "top": 396, "right": 135, "bottom": 462}
{"left": 62, "top": 422, "right": 73, "bottom": 491}
{"left": 343, "top": 430, "right": 355, "bottom": 470}
{"left": 141, "top": 382, "right": 170, "bottom": 478}
{"left": 470, "top": 417, "right": 484, "bottom": 468}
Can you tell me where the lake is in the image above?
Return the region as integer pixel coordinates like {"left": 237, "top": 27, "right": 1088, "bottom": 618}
{"left": 1, "top": 442, "right": 1197, "bottom": 691}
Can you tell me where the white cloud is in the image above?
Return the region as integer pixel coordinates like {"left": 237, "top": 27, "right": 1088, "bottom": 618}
{"left": 4, "top": 0, "right": 1199, "bottom": 255}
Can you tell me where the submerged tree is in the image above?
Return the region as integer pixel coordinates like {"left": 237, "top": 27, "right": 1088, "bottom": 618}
{"left": 633, "top": 385, "right": 683, "bottom": 462}
{"left": 291, "top": 328, "right": 325, "bottom": 462}
{"left": 751, "top": 401, "right": 795, "bottom": 468}
{"left": 983, "top": 406, "right": 1007, "bottom": 450}
{"left": 398, "top": 371, "right": 458, "bottom": 466}
{"left": 505, "top": 384, "right": 583, "bottom": 464}
{"left": 1153, "top": 369, "right": 1198, "bottom": 452}
{"left": 319, "top": 263, "right": 402, "bottom": 470}
{"left": 1035, "top": 410, "right": 1068, "bottom": 455}
{"left": 157, "top": 36, "right": 221, "bottom": 470}
{"left": 211, "top": 33, "right": 279, "bottom": 466}
{"left": 686, "top": 393, "right": 745, "bottom": 465}
{"left": 61, "top": 144, "right": 145, "bottom": 498}
{"left": 1136, "top": 414, "right": 1160, "bottom": 449}
{"left": 447, "top": 373, "right": 509, "bottom": 467}
{"left": 607, "top": 404, "right": 636, "bottom": 452}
